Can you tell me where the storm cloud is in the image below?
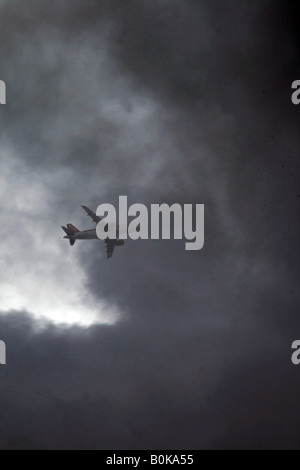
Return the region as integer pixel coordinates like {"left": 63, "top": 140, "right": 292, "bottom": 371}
{"left": 0, "top": 0, "right": 299, "bottom": 449}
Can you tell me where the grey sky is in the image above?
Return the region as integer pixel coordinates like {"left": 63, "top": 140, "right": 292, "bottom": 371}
{"left": 0, "top": 0, "right": 299, "bottom": 449}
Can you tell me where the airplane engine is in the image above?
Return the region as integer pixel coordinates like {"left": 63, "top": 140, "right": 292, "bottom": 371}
{"left": 115, "top": 240, "right": 125, "bottom": 246}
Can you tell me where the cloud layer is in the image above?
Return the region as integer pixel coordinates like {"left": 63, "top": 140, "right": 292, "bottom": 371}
{"left": 0, "top": 0, "right": 299, "bottom": 449}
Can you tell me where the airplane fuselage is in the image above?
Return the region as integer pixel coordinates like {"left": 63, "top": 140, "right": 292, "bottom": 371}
{"left": 66, "top": 225, "right": 121, "bottom": 241}
{"left": 72, "top": 229, "right": 98, "bottom": 240}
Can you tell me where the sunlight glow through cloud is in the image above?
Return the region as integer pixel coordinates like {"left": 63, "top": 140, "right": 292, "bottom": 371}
{"left": 0, "top": 149, "right": 120, "bottom": 327}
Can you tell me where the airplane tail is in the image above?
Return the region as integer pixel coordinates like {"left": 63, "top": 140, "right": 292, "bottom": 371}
{"left": 66, "top": 224, "right": 79, "bottom": 233}
{"left": 62, "top": 226, "right": 77, "bottom": 246}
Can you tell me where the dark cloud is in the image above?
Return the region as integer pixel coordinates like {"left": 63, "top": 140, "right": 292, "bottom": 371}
{"left": 0, "top": 0, "right": 299, "bottom": 449}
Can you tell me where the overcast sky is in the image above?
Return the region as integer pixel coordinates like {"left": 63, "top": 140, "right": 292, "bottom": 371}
{"left": 0, "top": 0, "right": 299, "bottom": 450}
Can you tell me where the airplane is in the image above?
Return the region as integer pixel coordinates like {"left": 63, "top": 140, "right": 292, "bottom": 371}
{"left": 61, "top": 206, "right": 125, "bottom": 259}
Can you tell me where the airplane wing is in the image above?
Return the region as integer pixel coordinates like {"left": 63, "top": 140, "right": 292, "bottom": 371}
{"left": 81, "top": 206, "right": 102, "bottom": 224}
{"left": 105, "top": 238, "right": 116, "bottom": 259}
